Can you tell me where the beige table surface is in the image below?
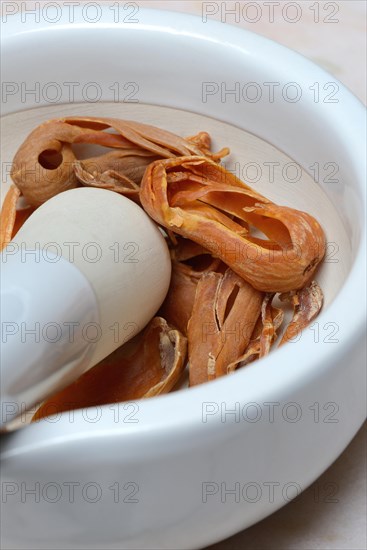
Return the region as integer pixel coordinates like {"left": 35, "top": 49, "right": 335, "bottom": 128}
{"left": 140, "top": 2, "right": 367, "bottom": 549}
{"left": 5, "top": 2, "right": 367, "bottom": 549}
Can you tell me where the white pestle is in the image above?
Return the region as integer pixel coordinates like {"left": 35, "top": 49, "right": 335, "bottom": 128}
{"left": 0, "top": 188, "right": 171, "bottom": 428}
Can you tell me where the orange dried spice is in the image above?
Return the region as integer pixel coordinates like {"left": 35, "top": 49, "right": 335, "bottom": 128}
{"left": 140, "top": 156, "right": 326, "bottom": 293}
{"left": 227, "top": 294, "right": 285, "bottom": 372}
{"left": 159, "top": 237, "right": 267, "bottom": 386}
{"left": 159, "top": 237, "right": 222, "bottom": 335}
{"left": 279, "top": 281, "right": 324, "bottom": 346}
{"left": 0, "top": 185, "right": 35, "bottom": 251}
{"left": 0, "top": 185, "right": 20, "bottom": 250}
{"left": 33, "top": 317, "right": 187, "bottom": 420}
{"left": 159, "top": 237, "right": 322, "bottom": 386}
{"left": 188, "top": 269, "right": 264, "bottom": 386}
{"left": 0, "top": 117, "right": 325, "bottom": 416}
{"left": 10, "top": 117, "right": 228, "bottom": 207}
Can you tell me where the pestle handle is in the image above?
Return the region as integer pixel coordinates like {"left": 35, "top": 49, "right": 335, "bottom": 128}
{"left": 1, "top": 251, "right": 98, "bottom": 428}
